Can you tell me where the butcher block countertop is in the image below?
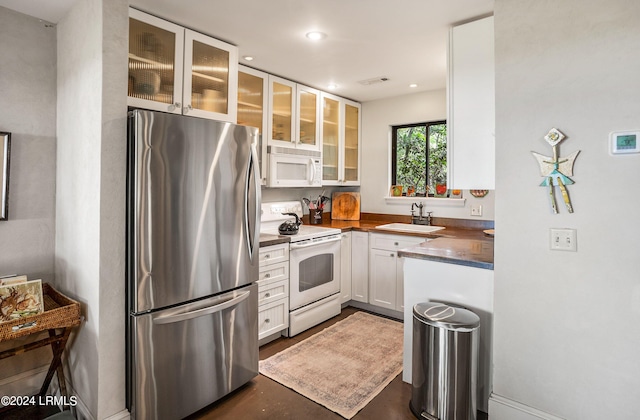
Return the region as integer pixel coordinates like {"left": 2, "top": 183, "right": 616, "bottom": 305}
{"left": 262, "top": 212, "right": 494, "bottom": 269}
{"left": 328, "top": 213, "right": 493, "bottom": 270}
{"left": 259, "top": 233, "right": 290, "bottom": 248}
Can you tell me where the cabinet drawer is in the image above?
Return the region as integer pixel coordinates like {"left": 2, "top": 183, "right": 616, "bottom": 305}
{"left": 258, "top": 298, "right": 289, "bottom": 340}
{"left": 257, "top": 278, "right": 289, "bottom": 305}
{"left": 258, "top": 261, "right": 289, "bottom": 283}
{"left": 369, "top": 233, "right": 425, "bottom": 251}
{"left": 259, "top": 243, "right": 289, "bottom": 266}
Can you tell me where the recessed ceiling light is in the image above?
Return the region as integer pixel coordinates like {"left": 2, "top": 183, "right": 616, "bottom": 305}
{"left": 409, "top": 83, "right": 418, "bottom": 88}
{"left": 306, "top": 31, "right": 327, "bottom": 41}
{"left": 327, "top": 83, "right": 338, "bottom": 90}
{"left": 243, "top": 55, "right": 254, "bottom": 61}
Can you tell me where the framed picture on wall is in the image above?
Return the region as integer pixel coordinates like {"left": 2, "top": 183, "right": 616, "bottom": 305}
{"left": 0, "top": 132, "right": 10, "bottom": 221}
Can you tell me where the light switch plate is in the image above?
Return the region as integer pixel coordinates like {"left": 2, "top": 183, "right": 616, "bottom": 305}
{"left": 550, "top": 228, "right": 577, "bottom": 251}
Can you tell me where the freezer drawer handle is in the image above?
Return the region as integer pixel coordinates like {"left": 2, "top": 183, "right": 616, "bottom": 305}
{"left": 152, "top": 291, "right": 251, "bottom": 325}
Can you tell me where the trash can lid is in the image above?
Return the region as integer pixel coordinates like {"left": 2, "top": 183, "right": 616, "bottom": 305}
{"left": 413, "top": 301, "right": 480, "bottom": 331}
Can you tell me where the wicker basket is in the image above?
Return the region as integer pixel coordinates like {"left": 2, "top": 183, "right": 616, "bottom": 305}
{"left": 0, "top": 283, "right": 81, "bottom": 341}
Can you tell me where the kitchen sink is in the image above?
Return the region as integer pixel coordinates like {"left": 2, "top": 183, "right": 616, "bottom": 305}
{"left": 374, "top": 223, "right": 445, "bottom": 234}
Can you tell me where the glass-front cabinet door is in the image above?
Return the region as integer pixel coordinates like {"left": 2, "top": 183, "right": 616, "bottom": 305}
{"left": 128, "top": 8, "right": 238, "bottom": 122}
{"left": 128, "top": 8, "right": 184, "bottom": 114}
{"left": 268, "top": 76, "right": 296, "bottom": 148}
{"left": 321, "top": 95, "right": 361, "bottom": 186}
{"left": 238, "top": 65, "right": 268, "bottom": 185}
{"left": 321, "top": 92, "right": 341, "bottom": 183}
{"left": 183, "top": 29, "right": 238, "bottom": 122}
{"left": 342, "top": 100, "right": 361, "bottom": 184}
{"left": 296, "top": 85, "right": 321, "bottom": 152}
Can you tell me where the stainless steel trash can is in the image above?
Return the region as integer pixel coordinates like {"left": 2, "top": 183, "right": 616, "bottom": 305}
{"left": 410, "top": 302, "right": 480, "bottom": 420}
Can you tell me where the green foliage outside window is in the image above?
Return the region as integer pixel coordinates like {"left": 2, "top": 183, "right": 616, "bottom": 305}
{"left": 393, "top": 121, "right": 447, "bottom": 195}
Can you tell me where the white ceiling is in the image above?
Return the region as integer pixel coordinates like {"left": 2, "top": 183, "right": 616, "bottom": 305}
{"left": 0, "top": 0, "right": 493, "bottom": 102}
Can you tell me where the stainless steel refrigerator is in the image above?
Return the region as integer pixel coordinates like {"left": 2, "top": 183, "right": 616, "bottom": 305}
{"left": 126, "top": 109, "right": 261, "bottom": 420}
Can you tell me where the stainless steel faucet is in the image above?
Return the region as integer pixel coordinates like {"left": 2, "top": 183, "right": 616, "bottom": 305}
{"left": 411, "top": 202, "right": 432, "bottom": 225}
{"left": 412, "top": 202, "right": 423, "bottom": 218}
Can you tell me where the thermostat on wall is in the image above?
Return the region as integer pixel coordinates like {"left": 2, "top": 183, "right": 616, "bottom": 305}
{"left": 610, "top": 130, "right": 640, "bottom": 155}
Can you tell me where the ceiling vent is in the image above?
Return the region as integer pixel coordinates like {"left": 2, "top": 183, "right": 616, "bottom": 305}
{"left": 357, "top": 76, "right": 389, "bottom": 86}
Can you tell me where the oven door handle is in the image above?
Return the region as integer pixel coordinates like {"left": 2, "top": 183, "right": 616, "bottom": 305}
{"left": 289, "top": 236, "right": 341, "bottom": 250}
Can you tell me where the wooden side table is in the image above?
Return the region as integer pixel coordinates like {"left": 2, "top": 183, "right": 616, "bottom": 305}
{"left": 0, "top": 283, "right": 81, "bottom": 413}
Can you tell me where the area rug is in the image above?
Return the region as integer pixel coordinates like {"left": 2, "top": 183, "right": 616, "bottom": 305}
{"left": 258, "top": 311, "right": 404, "bottom": 419}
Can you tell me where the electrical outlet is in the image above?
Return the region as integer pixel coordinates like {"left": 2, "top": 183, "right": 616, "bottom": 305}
{"left": 550, "top": 228, "right": 577, "bottom": 252}
{"left": 470, "top": 205, "right": 483, "bottom": 216}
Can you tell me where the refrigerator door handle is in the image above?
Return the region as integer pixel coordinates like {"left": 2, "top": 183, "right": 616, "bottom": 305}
{"left": 246, "top": 142, "right": 261, "bottom": 261}
{"left": 153, "top": 290, "right": 251, "bottom": 325}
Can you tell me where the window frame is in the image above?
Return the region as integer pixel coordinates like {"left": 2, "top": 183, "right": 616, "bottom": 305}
{"left": 391, "top": 120, "right": 446, "bottom": 195}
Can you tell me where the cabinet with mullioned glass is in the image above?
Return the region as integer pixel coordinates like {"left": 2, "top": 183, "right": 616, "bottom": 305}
{"left": 128, "top": 8, "right": 238, "bottom": 122}
{"left": 321, "top": 93, "right": 361, "bottom": 185}
{"left": 238, "top": 65, "right": 269, "bottom": 184}
{"left": 267, "top": 76, "right": 321, "bottom": 152}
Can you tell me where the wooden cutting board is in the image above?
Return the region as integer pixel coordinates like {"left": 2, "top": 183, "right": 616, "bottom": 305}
{"left": 331, "top": 192, "right": 361, "bottom": 220}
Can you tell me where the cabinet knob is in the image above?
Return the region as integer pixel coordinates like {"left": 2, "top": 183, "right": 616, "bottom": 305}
{"left": 390, "top": 253, "right": 395, "bottom": 257}
{"left": 264, "top": 254, "right": 270, "bottom": 259}
{"left": 168, "top": 102, "right": 181, "bottom": 112}
{"left": 184, "top": 104, "right": 193, "bottom": 113}
{"left": 265, "top": 318, "right": 270, "bottom": 323}
{"left": 265, "top": 293, "right": 270, "bottom": 298}
{"left": 265, "top": 273, "right": 271, "bottom": 278}
{"left": 394, "top": 242, "right": 399, "bottom": 246}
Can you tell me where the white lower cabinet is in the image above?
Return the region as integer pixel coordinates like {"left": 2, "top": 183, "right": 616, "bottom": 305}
{"left": 351, "top": 231, "right": 369, "bottom": 303}
{"left": 340, "top": 232, "right": 352, "bottom": 304}
{"left": 258, "top": 243, "right": 290, "bottom": 340}
{"left": 368, "top": 233, "right": 424, "bottom": 311}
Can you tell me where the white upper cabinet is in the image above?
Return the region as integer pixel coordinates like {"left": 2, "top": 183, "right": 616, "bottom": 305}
{"left": 128, "top": 9, "right": 184, "bottom": 114}
{"left": 128, "top": 8, "right": 238, "bottom": 122}
{"left": 321, "top": 93, "right": 361, "bottom": 186}
{"left": 296, "top": 85, "right": 321, "bottom": 152}
{"left": 447, "top": 15, "right": 495, "bottom": 189}
{"left": 268, "top": 76, "right": 296, "bottom": 147}
{"left": 268, "top": 76, "right": 321, "bottom": 152}
{"left": 183, "top": 29, "right": 238, "bottom": 122}
{"left": 237, "top": 65, "right": 269, "bottom": 185}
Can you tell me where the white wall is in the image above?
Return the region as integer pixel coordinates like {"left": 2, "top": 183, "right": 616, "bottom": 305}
{"left": 0, "top": 6, "right": 58, "bottom": 398}
{"left": 0, "top": 7, "right": 57, "bottom": 282}
{"left": 360, "top": 89, "right": 495, "bottom": 220}
{"left": 492, "top": 1, "right": 640, "bottom": 419}
{"left": 56, "top": 0, "right": 128, "bottom": 418}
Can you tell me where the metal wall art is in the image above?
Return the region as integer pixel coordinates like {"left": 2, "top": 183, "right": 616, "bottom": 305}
{"left": 532, "top": 128, "right": 580, "bottom": 213}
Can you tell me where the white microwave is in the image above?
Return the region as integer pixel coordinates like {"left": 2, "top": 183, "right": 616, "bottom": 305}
{"left": 267, "top": 147, "right": 322, "bottom": 188}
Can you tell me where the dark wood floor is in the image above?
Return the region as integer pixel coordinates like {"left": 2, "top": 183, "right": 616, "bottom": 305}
{"left": 189, "top": 307, "right": 487, "bottom": 420}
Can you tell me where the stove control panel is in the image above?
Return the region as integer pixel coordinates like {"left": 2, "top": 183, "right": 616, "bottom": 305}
{"left": 261, "top": 201, "right": 303, "bottom": 223}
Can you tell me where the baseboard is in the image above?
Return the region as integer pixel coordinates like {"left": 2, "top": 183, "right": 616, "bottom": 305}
{"left": 66, "top": 382, "right": 93, "bottom": 420}
{"left": 489, "top": 394, "right": 566, "bottom": 420}
{"left": 346, "top": 301, "right": 404, "bottom": 321}
{"left": 103, "top": 409, "right": 131, "bottom": 420}
{"left": 64, "top": 383, "right": 130, "bottom": 420}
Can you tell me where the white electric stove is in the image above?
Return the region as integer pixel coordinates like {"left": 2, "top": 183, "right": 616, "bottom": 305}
{"left": 260, "top": 201, "right": 342, "bottom": 336}
{"left": 260, "top": 201, "right": 341, "bottom": 242}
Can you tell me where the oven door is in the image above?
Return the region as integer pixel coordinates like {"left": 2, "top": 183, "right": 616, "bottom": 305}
{"left": 289, "top": 235, "right": 341, "bottom": 310}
